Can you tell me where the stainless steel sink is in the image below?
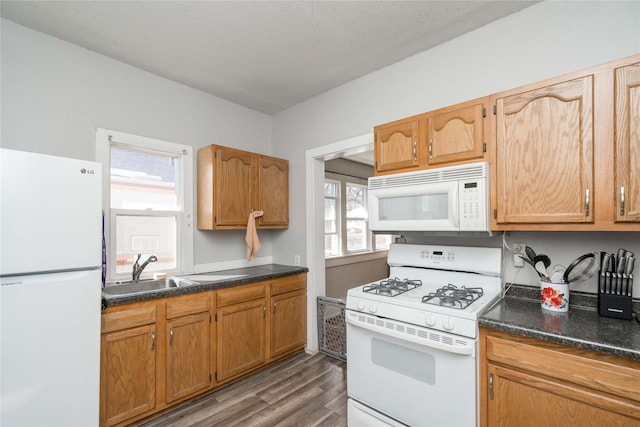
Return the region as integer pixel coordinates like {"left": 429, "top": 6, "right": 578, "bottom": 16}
{"left": 103, "top": 277, "right": 199, "bottom": 296}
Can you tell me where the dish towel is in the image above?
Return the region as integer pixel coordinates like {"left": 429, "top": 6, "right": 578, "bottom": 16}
{"left": 246, "top": 210, "right": 264, "bottom": 261}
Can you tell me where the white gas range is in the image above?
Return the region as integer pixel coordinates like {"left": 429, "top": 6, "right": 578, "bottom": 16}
{"left": 346, "top": 243, "right": 502, "bottom": 427}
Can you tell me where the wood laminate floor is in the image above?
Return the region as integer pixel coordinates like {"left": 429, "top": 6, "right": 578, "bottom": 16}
{"left": 139, "top": 352, "right": 347, "bottom": 427}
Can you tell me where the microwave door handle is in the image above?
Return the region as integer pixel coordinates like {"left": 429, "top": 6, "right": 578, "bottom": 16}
{"left": 451, "top": 184, "right": 460, "bottom": 229}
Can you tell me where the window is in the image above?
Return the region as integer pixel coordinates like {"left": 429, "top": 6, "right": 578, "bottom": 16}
{"left": 96, "top": 129, "right": 193, "bottom": 282}
{"left": 324, "top": 173, "right": 393, "bottom": 257}
{"left": 324, "top": 179, "right": 340, "bottom": 256}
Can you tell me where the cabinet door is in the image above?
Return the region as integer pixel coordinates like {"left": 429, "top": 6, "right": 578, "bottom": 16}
{"left": 216, "top": 299, "right": 266, "bottom": 382}
{"left": 615, "top": 62, "right": 640, "bottom": 222}
{"left": 100, "top": 324, "right": 156, "bottom": 427}
{"left": 165, "top": 313, "right": 211, "bottom": 403}
{"left": 270, "top": 289, "right": 306, "bottom": 359}
{"left": 426, "top": 101, "right": 486, "bottom": 166}
{"left": 487, "top": 364, "right": 639, "bottom": 426}
{"left": 214, "top": 146, "right": 255, "bottom": 227}
{"left": 494, "top": 76, "right": 594, "bottom": 224}
{"left": 374, "top": 118, "right": 421, "bottom": 174}
{"left": 257, "top": 156, "right": 289, "bottom": 228}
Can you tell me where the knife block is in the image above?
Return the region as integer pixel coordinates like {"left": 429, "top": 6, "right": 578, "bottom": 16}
{"left": 597, "top": 270, "right": 633, "bottom": 320}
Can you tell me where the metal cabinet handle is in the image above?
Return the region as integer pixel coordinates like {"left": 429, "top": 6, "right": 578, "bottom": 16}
{"left": 585, "top": 189, "right": 590, "bottom": 217}
{"left": 169, "top": 328, "right": 174, "bottom": 345}
{"left": 620, "top": 186, "right": 625, "bottom": 216}
{"left": 489, "top": 373, "right": 494, "bottom": 400}
{"left": 273, "top": 301, "right": 276, "bottom": 313}
{"left": 263, "top": 305, "right": 266, "bottom": 318}
{"left": 151, "top": 331, "right": 155, "bottom": 350}
{"left": 413, "top": 140, "right": 417, "bottom": 161}
{"left": 429, "top": 139, "right": 433, "bottom": 161}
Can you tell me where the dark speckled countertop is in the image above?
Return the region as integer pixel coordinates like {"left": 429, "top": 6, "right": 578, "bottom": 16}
{"left": 102, "top": 264, "right": 308, "bottom": 307}
{"left": 479, "top": 284, "right": 640, "bottom": 361}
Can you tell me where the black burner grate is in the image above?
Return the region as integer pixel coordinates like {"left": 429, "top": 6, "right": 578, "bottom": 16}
{"left": 421, "top": 283, "right": 484, "bottom": 309}
{"left": 362, "top": 277, "right": 422, "bottom": 297}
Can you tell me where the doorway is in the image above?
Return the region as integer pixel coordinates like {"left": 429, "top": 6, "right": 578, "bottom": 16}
{"left": 304, "top": 132, "right": 373, "bottom": 352}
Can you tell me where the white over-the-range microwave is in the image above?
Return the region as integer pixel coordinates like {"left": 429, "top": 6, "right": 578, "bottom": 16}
{"left": 368, "top": 162, "right": 489, "bottom": 233}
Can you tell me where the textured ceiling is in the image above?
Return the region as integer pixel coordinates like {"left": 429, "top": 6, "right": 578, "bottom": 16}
{"left": 1, "top": 1, "right": 536, "bottom": 115}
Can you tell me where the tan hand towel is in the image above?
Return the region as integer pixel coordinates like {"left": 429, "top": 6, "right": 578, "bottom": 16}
{"left": 246, "top": 210, "right": 264, "bottom": 261}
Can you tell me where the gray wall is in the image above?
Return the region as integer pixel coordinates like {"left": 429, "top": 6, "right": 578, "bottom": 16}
{"left": 1, "top": 18, "right": 274, "bottom": 268}
{"left": 270, "top": 1, "right": 640, "bottom": 295}
{"left": 2, "top": 2, "right": 640, "bottom": 292}
{"left": 325, "top": 257, "right": 389, "bottom": 300}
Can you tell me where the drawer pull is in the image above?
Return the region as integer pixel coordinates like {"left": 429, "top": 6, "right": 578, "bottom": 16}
{"left": 151, "top": 331, "right": 155, "bottom": 350}
{"left": 170, "top": 328, "right": 174, "bottom": 346}
{"left": 620, "top": 186, "right": 625, "bottom": 216}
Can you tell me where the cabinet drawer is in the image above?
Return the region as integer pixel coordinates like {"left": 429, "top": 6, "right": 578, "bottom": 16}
{"left": 270, "top": 274, "right": 306, "bottom": 296}
{"left": 217, "top": 283, "right": 266, "bottom": 307}
{"left": 102, "top": 305, "right": 157, "bottom": 333}
{"left": 166, "top": 292, "right": 210, "bottom": 319}
{"left": 485, "top": 333, "right": 640, "bottom": 403}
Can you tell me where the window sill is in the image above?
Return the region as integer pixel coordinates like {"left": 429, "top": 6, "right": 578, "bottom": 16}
{"left": 325, "top": 250, "right": 388, "bottom": 268}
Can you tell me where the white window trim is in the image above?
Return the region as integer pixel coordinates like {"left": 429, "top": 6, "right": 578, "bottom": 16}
{"left": 95, "top": 128, "right": 193, "bottom": 282}
{"left": 325, "top": 172, "right": 391, "bottom": 259}
{"left": 324, "top": 178, "right": 341, "bottom": 257}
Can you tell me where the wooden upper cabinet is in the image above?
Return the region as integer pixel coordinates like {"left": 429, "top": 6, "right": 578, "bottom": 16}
{"left": 426, "top": 99, "right": 487, "bottom": 166}
{"left": 198, "top": 145, "right": 289, "bottom": 229}
{"left": 615, "top": 62, "right": 640, "bottom": 223}
{"left": 215, "top": 146, "right": 255, "bottom": 227}
{"left": 374, "top": 117, "right": 421, "bottom": 174}
{"left": 492, "top": 76, "right": 594, "bottom": 225}
{"left": 257, "top": 156, "right": 289, "bottom": 228}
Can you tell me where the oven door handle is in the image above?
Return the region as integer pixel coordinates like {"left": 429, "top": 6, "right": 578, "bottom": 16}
{"left": 346, "top": 312, "right": 474, "bottom": 356}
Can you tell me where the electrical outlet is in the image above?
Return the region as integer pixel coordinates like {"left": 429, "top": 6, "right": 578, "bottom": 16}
{"left": 513, "top": 243, "right": 525, "bottom": 268}
{"left": 294, "top": 255, "right": 301, "bottom": 266}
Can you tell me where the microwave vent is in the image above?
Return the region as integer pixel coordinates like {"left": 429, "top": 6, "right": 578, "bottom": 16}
{"left": 368, "top": 162, "right": 487, "bottom": 189}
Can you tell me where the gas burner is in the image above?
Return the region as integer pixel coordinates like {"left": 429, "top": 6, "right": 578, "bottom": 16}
{"left": 363, "top": 277, "right": 422, "bottom": 297}
{"left": 421, "top": 283, "right": 484, "bottom": 310}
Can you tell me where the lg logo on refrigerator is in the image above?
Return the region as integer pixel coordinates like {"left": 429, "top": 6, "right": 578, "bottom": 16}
{"left": 80, "top": 168, "right": 95, "bottom": 175}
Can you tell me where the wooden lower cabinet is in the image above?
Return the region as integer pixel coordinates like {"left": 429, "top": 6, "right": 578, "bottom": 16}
{"left": 216, "top": 298, "right": 267, "bottom": 382}
{"left": 480, "top": 328, "right": 640, "bottom": 427}
{"left": 101, "top": 275, "right": 306, "bottom": 427}
{"left": 100, "top": 305, "right": 157, "bottom": 427}
{"left": 165, "top": 292, "right": 212, "bottom": 403}
{"left": 270, "top": 274, "right": 307, "bottom": 360}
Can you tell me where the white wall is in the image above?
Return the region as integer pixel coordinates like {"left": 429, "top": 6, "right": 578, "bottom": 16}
{"left": 271, "top": 1, "right": 640, "bottom": 295}
{"left": 0, "top": 18, "right": 276, "bottom": 267}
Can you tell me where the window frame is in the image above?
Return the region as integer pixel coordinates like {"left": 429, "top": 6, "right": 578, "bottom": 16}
{"left": 324, "top": 172, "right": 392, "bottom": 258}
{"left": 96, "top": 128, "right": 193, "bottom": 283}
{"left": 324, "top": 178, "right": 342, "bottom": 257}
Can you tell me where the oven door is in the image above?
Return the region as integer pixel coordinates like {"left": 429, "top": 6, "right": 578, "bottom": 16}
{"left": 368, "top": 181, "right": 459, "bottom": 232}
{"left": 346, "top": 311, "right": 477, "bottom": 427}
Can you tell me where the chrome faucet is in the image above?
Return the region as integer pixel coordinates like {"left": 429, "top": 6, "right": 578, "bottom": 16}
{"left": 132, "top": 254, "right": 158, "bottom": 282}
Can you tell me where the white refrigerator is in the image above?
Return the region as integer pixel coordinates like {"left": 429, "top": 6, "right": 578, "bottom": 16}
{"left": 1, "top": 148, "right": 102, "bottom": 426}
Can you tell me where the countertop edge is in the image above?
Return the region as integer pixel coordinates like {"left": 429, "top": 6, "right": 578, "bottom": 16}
{"left": 102, "top": 265, "right": 309, "bottom": 308}
{"left": 479, "top": 284, "right": 640, "bottom": 362}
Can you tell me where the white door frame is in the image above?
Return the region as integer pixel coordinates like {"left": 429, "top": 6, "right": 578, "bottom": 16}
{"left": 304, "top": 132, "right": 373, "bottom": 352}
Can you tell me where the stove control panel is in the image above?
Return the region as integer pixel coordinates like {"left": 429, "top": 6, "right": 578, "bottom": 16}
{"left": 346, "top": 298, "right": 478, "bottom": 338}
{"left": 420, "top": 249, "right": 455, "bottom": 262}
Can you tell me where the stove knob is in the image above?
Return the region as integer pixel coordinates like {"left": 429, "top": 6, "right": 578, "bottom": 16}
{"left": 369, "top": 303, "right": 378, "bottom": 314}
{"left": 357, "top": 301, "right": 365, "bottom": 311}
{"left": 424, "top": 313, "right": 436, "bottom": 327}
{"left": 442, "top": 316, "right": 455, "bottom": 331}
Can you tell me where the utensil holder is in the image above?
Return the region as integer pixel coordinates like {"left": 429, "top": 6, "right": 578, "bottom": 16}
{"left": 597, "top": 270, "right": 633, "bottom": 320}
{"left": 540, "top": 280, "right": 569, "bottom": 312}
